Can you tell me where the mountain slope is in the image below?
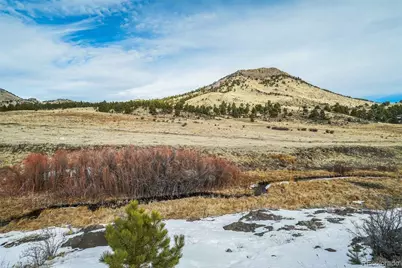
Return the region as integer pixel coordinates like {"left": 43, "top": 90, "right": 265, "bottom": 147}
{"left": 0, "top": 88, "right": 22, "bottom": 102}
{"left": 174, "top": 68, "right": 372, "bottom": 108}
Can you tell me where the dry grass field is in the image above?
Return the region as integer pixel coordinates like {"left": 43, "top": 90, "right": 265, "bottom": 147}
{"left": 0, "top": 107, "right": 401, "bottom": 233}
{"left": 1, "top": 108, "right": 401, "bottom": 162}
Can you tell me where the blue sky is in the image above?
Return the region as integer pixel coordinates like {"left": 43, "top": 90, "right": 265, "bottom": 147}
{"left": 0, "top": 0, "right": 401, "bottom": 102}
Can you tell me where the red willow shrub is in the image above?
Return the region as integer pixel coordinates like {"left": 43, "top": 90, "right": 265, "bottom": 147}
{"left": 2, "top": 147, "right": 240, "bottom": 199}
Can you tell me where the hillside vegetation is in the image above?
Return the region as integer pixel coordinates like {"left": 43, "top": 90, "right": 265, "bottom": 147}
{"left": 1, "top": 68, "right": 401, "bottom": 124}
{"left": 169, "top": 68, "right": 372, "bottom": 108}
{"left": 0, "top": 88, "right": 21, "bottom": 102}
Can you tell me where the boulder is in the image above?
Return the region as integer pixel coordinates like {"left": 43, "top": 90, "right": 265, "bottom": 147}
{"left": 62, "top": 230, "right": 107, "bottom": 249}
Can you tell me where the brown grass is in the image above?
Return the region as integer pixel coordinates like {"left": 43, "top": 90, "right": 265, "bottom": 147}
{"left": 2, "top": 176, "right": 400, "bottom": 232}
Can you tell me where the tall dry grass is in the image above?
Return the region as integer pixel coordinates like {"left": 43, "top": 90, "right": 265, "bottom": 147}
{"left": 2, "top": 177, "right": 401, "bottom": 232}
{"left": 1, "top": 147, "right": 240, "bottom": 199}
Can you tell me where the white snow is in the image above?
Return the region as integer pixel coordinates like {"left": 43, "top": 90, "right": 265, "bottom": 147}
{"left": 0, "top": 208, "right": 384, "bottom": 268}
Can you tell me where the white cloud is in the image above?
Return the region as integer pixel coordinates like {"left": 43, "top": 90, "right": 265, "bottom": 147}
{"left": 0, "top": 0, "right": 401, "bottom": 101}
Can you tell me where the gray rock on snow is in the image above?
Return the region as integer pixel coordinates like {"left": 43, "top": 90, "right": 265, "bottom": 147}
{"left": 240, "top": 210, "right": 291, "bottom": 221}
{"left": 326, "top": 217, "right": 345, "bottom": 224}
{"left": 62, "top": 230, "right": 107, "bottom": 249}
{"left": 296, "top": 218, "right": 325, "bottom": 231}
{"left": 223, "top": 222, "right": 265, "bottom": 233}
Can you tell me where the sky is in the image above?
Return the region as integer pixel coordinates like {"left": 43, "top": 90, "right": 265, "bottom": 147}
{"left": 0, "top": 0, "right": 401, "bottom": 102}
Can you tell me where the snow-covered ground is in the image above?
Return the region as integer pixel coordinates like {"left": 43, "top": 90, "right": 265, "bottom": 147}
{"left": 0, "top": 208, "right": 382, "bottom": 268}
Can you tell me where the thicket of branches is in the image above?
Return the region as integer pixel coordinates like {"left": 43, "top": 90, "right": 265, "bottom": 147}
{"left": 1, "top": 147, "right": 240, "bottom": 199}
{"left": 351, "top": 199, "right": 402, "bottom": 267}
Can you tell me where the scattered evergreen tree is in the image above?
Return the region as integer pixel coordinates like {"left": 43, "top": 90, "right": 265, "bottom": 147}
{"left": 101, "top": 201, "right": 185, "bottom": 268}
{"left": 250, "top": 113, "right": 255, "bottom": 122}
{"left": 347, "top": 244, "right": 366, "bottom": 265}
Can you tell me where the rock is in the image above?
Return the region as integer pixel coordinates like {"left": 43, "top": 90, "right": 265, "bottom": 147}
{"left": 186, "top": 218, "right": 201, "bottom": 222}
{"left": 296, "top": 219, "right": 325, "bottom": 231}
{"left": 314, "top": 210, "right": 327, "bottom": 215}
{"left": 240, "top": 210, "right": 287, "bottom": 221}
{"left": 314, "top": 245, "right": 321, "bottom": 249}
{"left": 254, "top": 226, "right": 274, "bottom": 237}
{"left": 223, "top": 222, "right": 265, "bottom": 233}
{"left": 332, "top": 208, "right": 356, "bottom": 216}
{"left": 278, "top": 225, "right": 296, "bottom": 231}
{"left": 264, "top": 226, "right": 274, "bottom": 232}
{"left": 81, "top": 225, "right": 105, "bottom": 233}
{"left": 2, "top": 233, "right": 50, "bottom": 248}
{"left": 306, "top": 214, "right": 315, "bottom": 218}
{"left": 254, "top": 232, "right": 266, "bottom": 237}
{"left": 326, "top": 217, "right": 345, "bottom": 224}
{"left": 253, "top": 184, "right": 268, "bottom": 196}
{"left": 325, "top": 248, "right": 337, "bottom": 252}
{"left": 226, "top": 249, "right": 233, "bottom": 253}
{"left": 292, "top": 233, "right": 303, "bottom": 237}
{"left": 62, "top": 230, "right": 107, "bottom": 249}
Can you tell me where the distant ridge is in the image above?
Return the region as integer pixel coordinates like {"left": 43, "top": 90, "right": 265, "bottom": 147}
{"left": 0, "top": 88, "right": 22, "bottom": 102}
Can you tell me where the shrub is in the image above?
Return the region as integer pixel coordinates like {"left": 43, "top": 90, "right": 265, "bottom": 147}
{"left": 271, "top": 154, "right": 297, "bottom": 166}
{"left": 271, "top": 126, "right": 290, "bottom": 131}
{"left": 17, "top": 228, "right": 66, "bottom": 268}
{"left": 101, "top": 201, "right": 185, "bottom": 268}
{"left": 376, "top": 165, "right": 399, "bottom": 172}
{"left": 326, "top": 162, "right": 353, "bottom": 175}
{"left": 3, "top": 147, "right": 240, "bottom": 199}
{"left": 352, "top": 199, "right": 402, "bottom": 265}
{"left": 181, "top": 123, "right": 187, "bottom": 127}
{"left": 309, "top": 128, "right": 318, "bottom": 132}
{"left": 325, "top": 130, "right": 335, "bottom": 134}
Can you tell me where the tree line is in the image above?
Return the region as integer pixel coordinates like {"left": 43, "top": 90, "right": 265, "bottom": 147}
{"left": 1, "top": 97, "right": 401, "bottom": 124}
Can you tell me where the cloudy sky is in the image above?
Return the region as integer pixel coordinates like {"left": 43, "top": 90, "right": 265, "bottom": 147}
{"left": 0, "top": 0, "right": 401, "bottom": 102}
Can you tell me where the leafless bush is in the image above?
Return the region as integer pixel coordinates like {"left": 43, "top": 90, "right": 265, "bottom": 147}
{"left": 354, "top": 199, "right": 402, "bottom": 267}
{"left": 2, "top": 147, "right": 240, "bottom": 199}
{"left": 18, "top": 229, "right": 66, "bottom": 268}
{"left": 326, "top": 162, "right": 353, "bottom": 175}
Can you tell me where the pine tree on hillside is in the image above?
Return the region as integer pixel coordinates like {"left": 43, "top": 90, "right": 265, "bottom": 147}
{"left": 101, "top": 201, "right": 185, "bottom": 268}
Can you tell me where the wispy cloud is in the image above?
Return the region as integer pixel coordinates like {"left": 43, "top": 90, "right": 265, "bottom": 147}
{"left": 6, "top": 0, "right": 135, "bottom": 17}
{"left": 0, "top": 0, "right": 401, "bottom": 101}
